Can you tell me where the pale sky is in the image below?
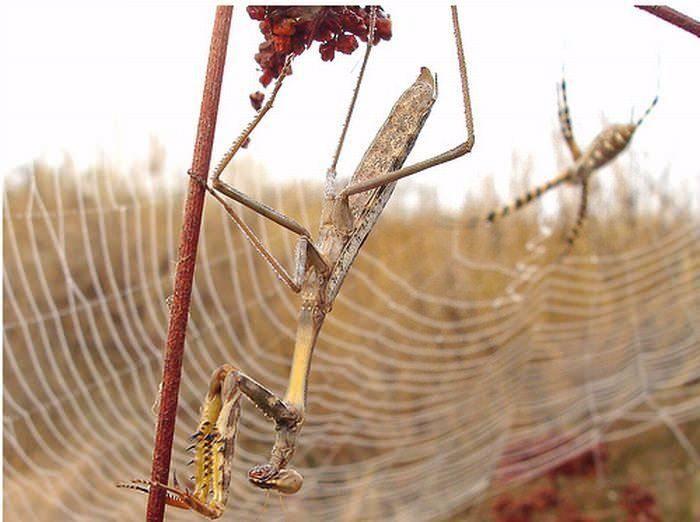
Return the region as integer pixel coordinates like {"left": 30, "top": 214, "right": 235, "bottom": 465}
{"left": 2, "top": 2, "right": 699, "bottom": 208}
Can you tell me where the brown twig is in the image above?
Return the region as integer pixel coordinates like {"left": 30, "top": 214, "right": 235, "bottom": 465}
{"left": 635, "top": 5, "right": 700, "bottom": 37}
{"left": 146, "top": 6, "right": 233, "bottom": 522}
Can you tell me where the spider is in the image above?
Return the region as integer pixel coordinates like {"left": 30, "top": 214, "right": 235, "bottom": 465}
{"left": 481, "top": 76, "right": 657, "bottom": 251}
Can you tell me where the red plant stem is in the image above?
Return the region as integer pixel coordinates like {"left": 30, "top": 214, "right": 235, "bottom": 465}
{"left": 146, "top": 6, "right": 233, "bottom": 522}
{"left": 635, "top": 5, "right": 700, "bottom": 38}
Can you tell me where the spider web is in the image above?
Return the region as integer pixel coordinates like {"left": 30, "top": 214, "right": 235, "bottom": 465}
{"left": 3, "top": 160, "right": 699, "bottom": 521}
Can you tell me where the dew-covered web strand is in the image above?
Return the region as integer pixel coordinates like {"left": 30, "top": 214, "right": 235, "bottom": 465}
{"left": 3, "top": 157, "right": 698, "bottom": 521}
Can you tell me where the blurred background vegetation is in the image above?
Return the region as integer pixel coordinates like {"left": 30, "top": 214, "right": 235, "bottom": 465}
{"left": 3, "top": 150, "right": 699, "bottom": 520}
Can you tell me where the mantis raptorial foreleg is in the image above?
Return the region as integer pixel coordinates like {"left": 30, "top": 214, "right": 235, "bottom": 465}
{"left": 117, "top": 365, "right": 303, "bottom": 517}
{"left": 338, "top": 6, "right": 474, "bottom": 200}
{"left": 212, "top": 365, "right": 305, "bottom": 495}
{"left": 558, "top": 78, "right": 582, "bottom": 160}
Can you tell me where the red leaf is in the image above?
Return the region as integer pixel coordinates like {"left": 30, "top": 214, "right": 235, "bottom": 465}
{"left": 259, "top": 18, "right": 271, "bottom": 36}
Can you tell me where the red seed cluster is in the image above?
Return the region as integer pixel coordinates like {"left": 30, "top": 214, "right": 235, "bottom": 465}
{"left": 492, "top": 488, "right": 594, "bottom": 522}
{"left": 247, "top": 6, "right": 392, "bottom": 87}
{"left": 492, "top": 439, "right": 664, "bottom": 521}
{"left": 492, "top": 495, "right": 535, "bottom": 522}
{"left": 620, "top": 485, "right": 662, "bottom": 522}
{"left": 546, "top": 444, "right": 608, "bottom": 480}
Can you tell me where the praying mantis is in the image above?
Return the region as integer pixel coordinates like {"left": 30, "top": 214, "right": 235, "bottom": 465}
{"left": 478, "top": 77, "right": 658, "bottom": 251}
{"left": 118, "top": 5, "right": 474, "bottom": 518}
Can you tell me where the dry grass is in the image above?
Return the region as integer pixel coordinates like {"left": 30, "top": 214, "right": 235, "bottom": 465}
{"left": 3, "top": 155, "right": 698, "bottom": 521}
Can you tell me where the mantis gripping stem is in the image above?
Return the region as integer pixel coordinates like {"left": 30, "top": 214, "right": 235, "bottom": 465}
{"left": 119, "top": 7, "right": 476, "bottom": 519}
{"left": 118, "top": 366, "right": 304, "bottom": 519}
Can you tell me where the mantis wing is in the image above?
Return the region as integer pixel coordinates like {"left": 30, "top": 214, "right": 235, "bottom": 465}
{"left": 325, "top": 68, "right": 436, "bottom": 303}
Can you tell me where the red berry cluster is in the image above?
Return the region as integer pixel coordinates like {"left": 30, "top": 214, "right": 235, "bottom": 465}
{"left": 492, "top": 487, "right": 559, "bottom": 522}
{"left": 247, "top": 6, "right": 392, "bottom": 87}
{"left": 492, "top": 438, "right": 668, "bottom": 521}
{"left": 547, "top": 445, "right": 609, "bottom": 480}
{"left": 620, "top": 484, "right": 662, "bottom": 522}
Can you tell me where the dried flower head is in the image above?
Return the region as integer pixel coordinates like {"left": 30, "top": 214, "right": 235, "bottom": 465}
{"left": 247, "top": 6, "right": 392, "bottom": 87}
{"left": 620, "top": 484, "right": 661, "bottom": 522}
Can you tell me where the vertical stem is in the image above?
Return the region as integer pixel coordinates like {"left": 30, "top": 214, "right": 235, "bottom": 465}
{"left": 146, "top": 6, "right": 233, "bottom": 521}
{"left": 635, "top": 5, "right": 700, "bottom": 38}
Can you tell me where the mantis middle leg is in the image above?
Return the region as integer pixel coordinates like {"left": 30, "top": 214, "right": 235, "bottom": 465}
{"left": 118, "top": 365, "right": 304, "bottom": 515}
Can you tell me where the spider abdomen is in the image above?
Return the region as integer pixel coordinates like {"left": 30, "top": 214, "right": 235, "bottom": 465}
{"left": 578, "top": 123, "right": 636, "bottom": 174}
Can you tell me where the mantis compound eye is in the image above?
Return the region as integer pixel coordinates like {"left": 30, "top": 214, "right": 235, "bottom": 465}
{"left": 248, "top": 464, "right": 304, "bottom": 495}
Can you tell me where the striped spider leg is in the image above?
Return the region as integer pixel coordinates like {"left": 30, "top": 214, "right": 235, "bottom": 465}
{"left": 119, "top": 6, "right": 475, "bottom": 518}
{"left": 558, "top": 77, "right": 587, "bottom": 251}
{"left": 482, "top": 75, "right": 657, "bottom": 252}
